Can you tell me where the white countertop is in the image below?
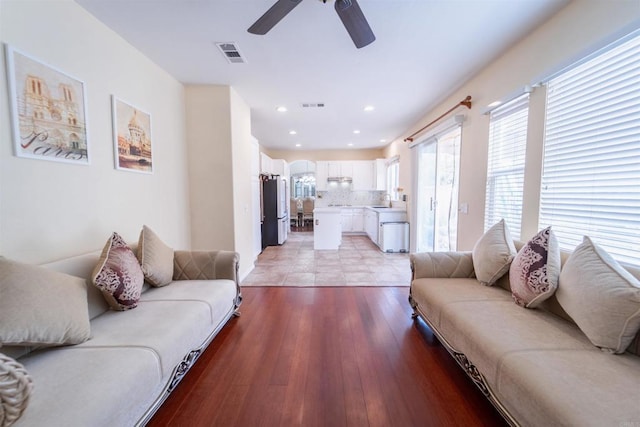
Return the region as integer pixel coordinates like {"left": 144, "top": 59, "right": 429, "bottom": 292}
{"left": 365, "top": 206, "right": 407, "bottom": 213}
{"left": 313, "top": 207, "right": 342, "bottom": 214}
{"left": 314, "top": 205, "right": 406, "bottom": 213}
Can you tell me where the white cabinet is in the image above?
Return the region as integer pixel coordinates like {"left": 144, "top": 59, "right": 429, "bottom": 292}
{"left": 340, "top": 161, "right": 353, "bottom": 178}
{"left": 352, "top": 209, "right": 364, "bottom": 232}
{"left": 364, "top": 209, "right": 379, "bottom": 244}
{"left": 260, "top": 153, "right": 273, "bottom": 174}
{"left": 314, "top": 208, "right": 342, "bottom": 250}
{"left": 352, "top": 160, "right": 375, "bottom": 191}
{"left": 326, "top": 161, "right": 353, "bottom": 178}
{"left": 316, "top": 160, "right": 384, "bottom": 192}
{"left": 341, "top": 208, "right": 365, "bottom": 233}
{"left": 316, "top": 161, "right": 328, "bottom": 191}
{"left": 272, "top": 159, "right": 289, "bottom": 179}
{"left": 375, "top": 159, "right": 386, "bottom": 191}
{"left": 260, "top": 154, "right": 289, "bottom": 179}
{"left": 327, "top": 161, "right": 341, "bottom": 177}
{"left": 341, "top": 211, "right": 353, "bottom": 233}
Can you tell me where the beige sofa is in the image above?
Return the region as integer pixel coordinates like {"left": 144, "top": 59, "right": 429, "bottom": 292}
{"left": 409, "top": 241, "right": 640, "bottom": 427}
{"left": 2, "top": 247, "right": 241, "bottom": 427}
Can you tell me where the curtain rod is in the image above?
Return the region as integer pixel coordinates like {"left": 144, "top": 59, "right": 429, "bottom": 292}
{"left": 404, "top": 96, "right": 472, "bottom": 143}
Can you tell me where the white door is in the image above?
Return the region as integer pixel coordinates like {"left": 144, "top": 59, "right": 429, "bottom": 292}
{"left": 415, "top": 127, "right": 461, "bottom": 252}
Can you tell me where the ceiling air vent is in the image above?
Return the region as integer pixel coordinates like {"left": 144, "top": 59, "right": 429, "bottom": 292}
{"left": 301, "top": 103, "right": 325, "bottom": 108}
{"left": 215, "top": 42, "right": 246, "bottom": 64}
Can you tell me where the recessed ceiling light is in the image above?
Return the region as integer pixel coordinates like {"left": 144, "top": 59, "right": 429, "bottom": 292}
{"left": 347, "top": 143, "right": 354, "bottom": 147}
{"left": 380, "top": 139, "right": 387, "bottom": 143}
{"left": 276, "top": 106, "right": 287, "bottom": 112}
{"left": 353, "top": 130, "right": 360, "bottom": 134}
{"left": 289, "top": 130, "right": 297, "bottom": 135}
{"left": 364, "top": 105, "right": 375, "bottom": 112}
{"left": 295, "top": 143, "right": 301, "bottom": 147}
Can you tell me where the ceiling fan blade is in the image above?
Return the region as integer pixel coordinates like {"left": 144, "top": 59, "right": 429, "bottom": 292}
{"left": 334, "top": 0, "right": 375, "bottom": 49}
{"left": 248, "top": 0, "right": 303, "bottom": 35}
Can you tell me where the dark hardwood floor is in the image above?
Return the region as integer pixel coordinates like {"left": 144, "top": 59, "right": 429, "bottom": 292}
{"left": 148, "top": 287, "right": 506, "bottom": 427}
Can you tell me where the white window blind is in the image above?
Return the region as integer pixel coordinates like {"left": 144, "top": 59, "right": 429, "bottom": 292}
{"left": 484, "top": 94, "right": 529, "bottom": 238}
{"left": 539, "top": 33, "right": 640, "bottom": 267}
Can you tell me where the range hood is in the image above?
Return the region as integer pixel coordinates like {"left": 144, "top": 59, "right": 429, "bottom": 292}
{"left": 327, "top": 176, "right": 353, "bottom": 183}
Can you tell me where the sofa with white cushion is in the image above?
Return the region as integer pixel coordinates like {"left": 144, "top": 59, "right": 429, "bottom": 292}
{"left": 0, "top": 226, "right": 241, "bottom": 427}
{"left": 409, "top": 220, "right": 640, "bottom": 427}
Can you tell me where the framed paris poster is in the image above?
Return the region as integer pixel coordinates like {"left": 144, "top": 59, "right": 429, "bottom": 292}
{"left": 111, "top": 96, "right": 153, "bottom": 174}
{"left": 4, "top": 44, "right": 90, "bottom": 164}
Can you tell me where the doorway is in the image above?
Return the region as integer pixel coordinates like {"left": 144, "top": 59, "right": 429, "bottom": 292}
{"left": 289, "top": 160, "right": 316, "bottom": 232}
{"left": 414, "top": 126, "right": 461, "bottom": 252}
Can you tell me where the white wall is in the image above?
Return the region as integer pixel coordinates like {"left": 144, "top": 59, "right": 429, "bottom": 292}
{"left": 230, "top": 88, "right": 255, "bottom": 280}
{"left": 0, "top": 0, "right": 190, "bottom": 263}
{"left": 385, "top": 0, "right": 640, "bottom": 251}
{"left": 185, "top": 85, "right": 235, "bottom": 251}
{"left": 185, "top": 85, "right": 255, "bottom": 280}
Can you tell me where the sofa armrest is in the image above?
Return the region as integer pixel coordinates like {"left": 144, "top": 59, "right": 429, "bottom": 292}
{"left": 173, "top": 250, "right": 239, "bottom": 282}
{"left": 410, "top": 251, "right": 475, "bottom": 280}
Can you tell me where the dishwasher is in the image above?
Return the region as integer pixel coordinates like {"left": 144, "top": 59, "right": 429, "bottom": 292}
{"left": 379, "top": 222, "right": 409, "bottom": 253}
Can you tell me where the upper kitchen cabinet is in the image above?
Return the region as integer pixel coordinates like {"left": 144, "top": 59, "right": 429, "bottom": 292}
{"left": 260, "top": 152, "right": 273, "bottom": 174}
{"left": 260, "top": 152, "right": 288, "bottom": 178}
{"left": 316, "top": 161, "right": 329, "bottom": 191}
{"left": 352, "top": 161, "right": 375, "bottom": 191}
{"left": 327, "top": 161, "right": 340, "bottom": 177}
{"left": 326, "top": 161, "right": 352, "bottom": 178}
{"left": 316, "top": 159, "right": 388, "bottom": 191}
{"left": 272, "top": 159, "right": 289, "bottom": 178}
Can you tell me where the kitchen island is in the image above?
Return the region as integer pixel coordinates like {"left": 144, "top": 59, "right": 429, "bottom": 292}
{"left": 313, "top": 207, "right": 342, "bottom": 250}
{"left": 313, "top": 206, "right": 408, "bottom": 251}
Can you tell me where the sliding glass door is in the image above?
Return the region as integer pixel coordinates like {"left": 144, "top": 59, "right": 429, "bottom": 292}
{"left": 415, "top": 127, "right": 461, "bottom": 252}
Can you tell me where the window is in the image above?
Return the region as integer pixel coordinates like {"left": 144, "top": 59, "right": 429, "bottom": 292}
{"left": 539, "top": 32, "right": 640, "bottom": 267}
{"left": 484, "top": 94, "right": 529, "bottom": 239}
{"left": 292, "top": 174, "right": 316, "bottom": 199}
{"left": 386, "top": 158, "right": 400, "bottom": 200}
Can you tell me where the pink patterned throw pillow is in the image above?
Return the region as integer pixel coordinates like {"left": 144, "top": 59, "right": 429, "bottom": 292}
{"left": 91, "top": 232, "right": 144, "bottom": 311}
{"left": 509, "top": 227, "right": 561, "bottom": 308}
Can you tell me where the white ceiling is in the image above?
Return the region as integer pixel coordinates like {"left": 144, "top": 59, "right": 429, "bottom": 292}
{"left": 76, "top": 0, "right": 569, "bottom": 151}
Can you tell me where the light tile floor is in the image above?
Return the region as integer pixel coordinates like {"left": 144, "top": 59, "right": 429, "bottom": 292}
{"left": 242, "top": 232, "right": 411, "bottom": 287}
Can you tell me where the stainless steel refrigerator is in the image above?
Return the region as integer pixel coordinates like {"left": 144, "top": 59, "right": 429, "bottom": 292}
{"left": 260, "top": 174, "right": 288, "bottom": 249}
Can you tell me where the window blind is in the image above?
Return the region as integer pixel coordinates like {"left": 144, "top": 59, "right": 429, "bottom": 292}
{"left": 484, "top": 94, "right": 530, "bottom": 238}
{"left": 539, "top": 33, "right": 640, "bottom": 267}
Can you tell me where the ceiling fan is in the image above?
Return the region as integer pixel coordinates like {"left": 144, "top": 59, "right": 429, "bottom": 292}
{"left": 248, "top": 0, "right": 376, "bottom": 49}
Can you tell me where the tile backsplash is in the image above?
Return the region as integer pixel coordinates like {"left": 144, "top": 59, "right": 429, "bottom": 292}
{"left": 315, "top": 189, "right": 387, "bottom": 207}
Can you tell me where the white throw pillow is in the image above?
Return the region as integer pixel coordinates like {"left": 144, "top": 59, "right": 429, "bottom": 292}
{"left": 137, "top": 225, "right": 174, "bottom": 287}
{"left": 557, "top": 236, "right": 640, "bottom": 354}
{"left": 510, "top": 227, "right": 561, "bottom": 308}
{"left": 472, "top": 219, "right": 517, "bottom": 286}
{"left": 0, "top": 257, "right": 91, "bottom": 346}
